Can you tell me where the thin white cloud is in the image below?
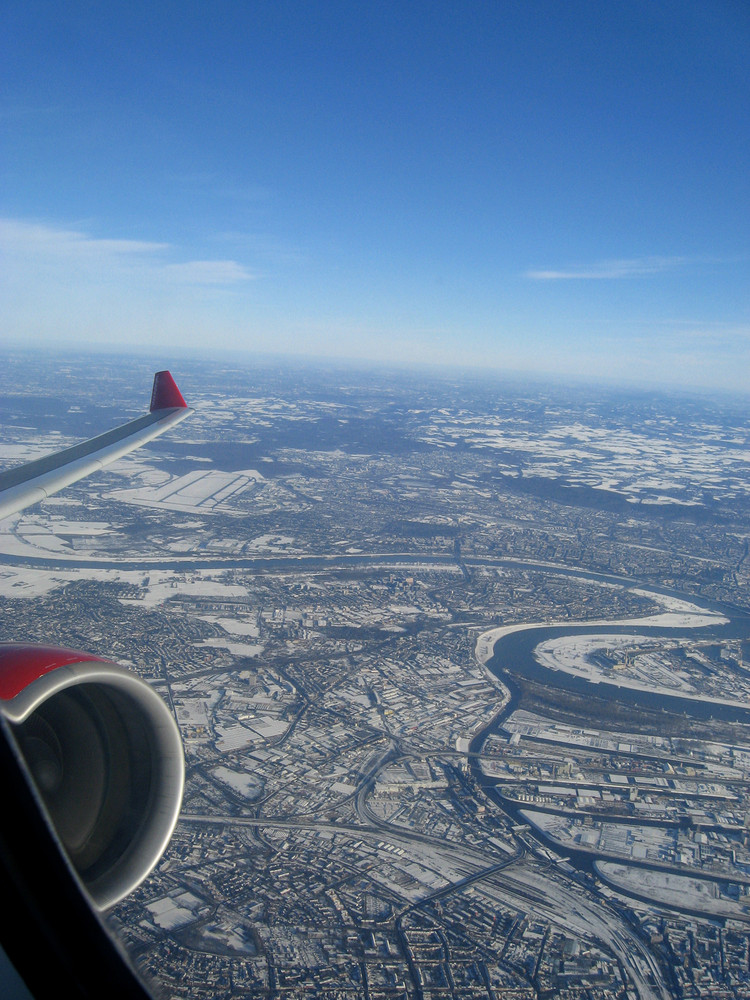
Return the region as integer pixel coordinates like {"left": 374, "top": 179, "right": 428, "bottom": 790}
{"left": 0, "top": 217, "right": 259, "bottom": 349}
{"left": 0, "top": 218, "right": 168, "bottom": 257}
{"left": 0, "top": 218, "right": 251, "bottom": 283}
{"left": 164, "top": 260, "right": 255, "bottom": 284}
{"left": 525, "top": 255, "right": 684, "bottom": 280}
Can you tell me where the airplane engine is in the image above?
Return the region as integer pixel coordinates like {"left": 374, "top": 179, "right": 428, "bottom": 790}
{"left": 0, "top": 643, "right": 184, "bottom": 911}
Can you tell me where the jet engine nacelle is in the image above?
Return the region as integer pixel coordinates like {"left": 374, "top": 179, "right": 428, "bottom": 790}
{"left": 0, "top": 643, "right": 184, "bottom": 910}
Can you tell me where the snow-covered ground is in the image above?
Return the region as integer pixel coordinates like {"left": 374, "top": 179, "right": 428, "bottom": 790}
{"left": 595, "top": 862, "right": 750, "bottom": 922}
{"left": 122, "top": 572, "right": 250, "bottom": 608}
{"left": 196, "top": 638, "right": 265, "bottom": 657}
{"left": 211, "top": 766, "right": 264, "bottom": 800}
{"left": 533, "top": 630, "right": 750, "bottom": 706}
{"left": 146, "top": 891, "right": 204, "bottom": 930}
{"left": 109, "top": 468, "right": 265, "bottom": 513}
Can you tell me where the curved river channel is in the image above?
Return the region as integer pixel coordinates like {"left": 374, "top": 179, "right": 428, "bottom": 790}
{"left": 468, "top": 576, "right": 750, "bottom": 785}
{"left": 467, "top": 585, "right": 750, "bottom": 909}
{"left": 479, "top": 614, "right": 750, "bottom": 727}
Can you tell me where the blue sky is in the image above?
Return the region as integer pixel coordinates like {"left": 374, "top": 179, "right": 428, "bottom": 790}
{"left": 2, "top": 1, "right": 748, "bottom": 390}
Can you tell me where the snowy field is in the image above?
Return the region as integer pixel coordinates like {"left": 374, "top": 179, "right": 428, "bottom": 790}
{"left": 595, "top": 862, "right": 750, "bottom": 922}
{"left": 110, "top": 468, "right": 265, "bottom": 513}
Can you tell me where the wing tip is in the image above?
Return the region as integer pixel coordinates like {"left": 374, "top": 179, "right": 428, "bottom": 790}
{"left": 150, "top": 370, "right": 188, "bottom": 411}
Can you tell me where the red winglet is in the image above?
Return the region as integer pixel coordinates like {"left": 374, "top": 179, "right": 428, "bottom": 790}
{"left": 150, "top": 370, "right": 187, "bottom": 411}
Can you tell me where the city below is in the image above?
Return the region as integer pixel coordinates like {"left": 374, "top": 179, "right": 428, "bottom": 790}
{"left": 1, "top": 350, "right": 749, "bottom": 1000}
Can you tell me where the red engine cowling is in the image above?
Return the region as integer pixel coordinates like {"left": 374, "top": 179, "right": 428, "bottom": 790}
{"left": 0, "top": 643, "right": 184, "bottom": 910}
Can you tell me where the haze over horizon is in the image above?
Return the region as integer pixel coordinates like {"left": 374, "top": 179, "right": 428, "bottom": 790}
{"left": 2, "top": 2, "right": 748, "bottom": 392}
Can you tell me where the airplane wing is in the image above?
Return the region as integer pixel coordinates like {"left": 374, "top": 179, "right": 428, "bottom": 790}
{"left": 0, "top": 370, "right": 192, "bottom": 521}
{"left": 0, "top": 370, "right": 193, "bottom": 998}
